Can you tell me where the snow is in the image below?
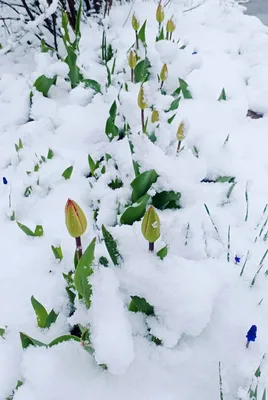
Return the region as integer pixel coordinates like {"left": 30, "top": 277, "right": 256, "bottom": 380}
{"left": 1, "top": 0, "right": 268, "bottom": 398}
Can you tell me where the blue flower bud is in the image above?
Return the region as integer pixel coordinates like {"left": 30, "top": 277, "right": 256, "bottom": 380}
{"left": 2, "top": 177, "right": 8, "bottom": 185}
{"left": 246, "top": 325, "right": 257, "bottom": 343}
{"left": 235, "top": 255, "right": 241, "bottom": 264}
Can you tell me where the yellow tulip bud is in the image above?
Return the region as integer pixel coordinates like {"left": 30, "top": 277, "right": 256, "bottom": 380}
{"left": 151, "top": 109, "right": 159, "bottom": 123}
{"left": 65, "top": 199, "right": 87, "bottom": 238}
{"left": 176, "top": 121, "right": 185, "bottom": 142}
{"left": 156, "top": 3, "right": 164, "bottom": 24}
{"left": 141, "top": 206, "right": 160, "bottom": 243}
{"left": 160, "top": 63, "right": 168, "bottom": 82}
{"left": 138, "top": 86, "right": 147, "bottom": 110}
{"left": 132, "top": 13, "right": 140, "bottom": 31}
{"left": 128, "top": 50, "right": 137, "bottom": 70}
{"left": 166, "top": 18, "right": 175, "bottom": 33}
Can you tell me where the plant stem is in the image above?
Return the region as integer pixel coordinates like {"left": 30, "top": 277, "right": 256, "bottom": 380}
{"left": 135, "top": 30, "right": 139, "bottom": 50}
{"left": 75, "top": 236, "right": 83, "bottom": 260}
{"left": 141, "top": 109, "right": 145, "bottom": 132}
{"left": 177, "top": 140, "right": 181, "bottom": 154}
{"left": 131, "top": 68, "right": 134, "bottom": 83}
{"left": 160, "top": 80, "right": 164, "bottom": 90}
{"left": 149, "top": 242, "right": 154, "bottom": 252}
{"left": 170, "top": 32, "right": 172, "bottom": 41}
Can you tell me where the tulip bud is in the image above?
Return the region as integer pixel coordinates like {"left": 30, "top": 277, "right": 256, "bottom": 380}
{"left": 138, "top": 86, "right": 147, "bottom": 110}
{"left": 142, "top": 206, "right": 160, "bottom": 247}
{"left": 156, "top": 3, "right": 164, "bottom": 24}
{"left": 65, "top": 199, "right": 87, "bottom": 238}
{"left": 166, "top": 18, "right": 175, "bottom": 33}
{"left": 160, "top": 63, "right": 168, "bottom": 82}
{"left": 176, "top": 120, "right": 188, "bottom": 142}
{"left": 132, "top": 13, "right": 140, "bottom": 31}
{"left": 151, "top": 109, "right": 159, "bottom": 123}
{"left": 128, "top": 50, "right": 137, "bottom": 70}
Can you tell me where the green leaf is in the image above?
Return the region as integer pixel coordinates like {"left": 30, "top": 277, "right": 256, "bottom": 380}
{"left": 62, "top": 166, "right": 73, "bottom": 179}
{"left": 218, "top": 88, "right": 227, "bottom": 101}
{"left": 102, "top": 225, "right": 122, "bottom": 266}
{"left": 166, "top": 97, "right": 181, "bottom": 112}
{"left": 215, "top": 176, "right": 235, "bottom": 183}
{"left": 105, "top": 101, "right": 119, "bottom": 141}
{"left": 262, "top": 389, "right": 266, "bottom": 400}
{"left": 128, "top": 296, "right": 154, "bottom": 316}
{"left": 66, "top": 287, "right": 76, "bottom": 304}
{"left": 65, "top": 49, "right": 83, "bottom": 89}
{"left": 152, "top": 190, "right": 181, "bottom": 210}
{"left": 74, "top": 238, "right": 96, "bottom": 308}
{"left": 0, "top": 327, "right": 6, "bottom": 338}
{"left": 51, "top": 245, "right": 63, "bottom": 261}
{"left": 179, "top": 78, "right": 193, "bottom": 99}
{"left": 88, "top": 154, "right": 96, "bottom": 176}
{"left": 83, "top": 79, "right": 102, "bottom": 94}
{"left": 108, "top": 178, "right": 123, "bottom": 190}
{"left": 34, "top": 225, "right": 44, "bottom": 237}
{"left": 99, "top": 256, "right": 109, "bottom": 267}
{"left": 131, "top": 170, "right": 158, "bottom": 203}
{"left": 48, "top": 335, "right": 80, "bottom": 347}
{"left": 157, "top": 245, "right": 168, "bottom": 260}
{"left": 20, "top": 332, "right": 46, "bottom": 350}
{"left": 156, "top": 27, "right": 164, "bottom": 41}
{"left": 120, "top": 194, "right": 150, "bottom": 225}
{"left": 34, "top": 75, "right": 57, "bottom": 97}
{"left": 17, "top": 221, "right": 35, "bottom": 236}
{"left": 31, "top": 296, "right": 48, "bottom": 328}
{"left": 167, "top": 114, "right": 176, "bottom": 124}
{"left": 24, "top": 186, "right": 32, "bottom": 197}
{"left": 75, "top": 0, "right": 82, "bottom": 40}
{"left": 138, "top": 20, "right": 147, "bottom": 47}
{"left": 47, "top": 148, "right": 54, "bottom": 159}
{"left": 134, "top": 58, "right": 151, "bottom": 83}
{"left": 44, "top": 309, "right": 58, "bottom": 329}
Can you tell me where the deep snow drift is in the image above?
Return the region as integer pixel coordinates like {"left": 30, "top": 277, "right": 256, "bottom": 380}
{"left": 1, "top": 0, "right": 268, "bottom": 399}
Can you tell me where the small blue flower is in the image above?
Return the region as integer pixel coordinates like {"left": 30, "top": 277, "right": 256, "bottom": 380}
{"left": 246, "top": 325, "right": 257, "bottom": 343}
{"left": 192, "top": 51, "right": 198, "bottom": 55}
{"left": 2, "top": 177, "right": 8, "bottom": 185}
{"left": 235, "top": 255, "right": 241, "bottom": 264}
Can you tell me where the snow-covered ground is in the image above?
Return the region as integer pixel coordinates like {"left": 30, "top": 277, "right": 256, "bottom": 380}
{"left": 1, "top": 0, "right": 268, "bottom": 399}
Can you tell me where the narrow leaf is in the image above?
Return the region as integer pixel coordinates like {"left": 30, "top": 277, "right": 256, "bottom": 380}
{"left": 17, "top": 222, "right": 35, "bottom": 237}
{"left": 51, "top": 245, "right": 63, "bottom": 261}
{"left": 49, "top": 335, "right": 80, "bottom": 347}
{"left": 20, "top": 332, "right": 46, "bottom": 349}
{"left": 138, "top": 20, "right": 147, "bottom": 47}
{"left": 31, "top": 296, "right": 48, "bottom": 328}
{"left": 102, "top": 225, "right": 122, "bottom": 266}
{"left": 157, "top": 245, "right": 168, "bottom": 260}
{"left": 128, "top": 296, "right": 154, "bottom": 316}
{"left": 62, "top": 166, "right": 73, "bottom": 180}
{"left": 179, "top": 78, "right": 192, "bottom": 99}
{"left": 44, "top": 309, "right": 58, "bottom": 329}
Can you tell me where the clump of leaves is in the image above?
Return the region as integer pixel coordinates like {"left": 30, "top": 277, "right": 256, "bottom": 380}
{"left": 31, "top": 296, "right": 58, "bottom": 329}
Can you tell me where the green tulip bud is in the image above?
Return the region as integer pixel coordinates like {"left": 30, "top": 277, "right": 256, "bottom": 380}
{"left": 160, "top": 63, "right": 168, "bottom": 82}
{"left": 128, "top": 50, "right": 137, "bottom": 70}
{"left": 151, "top": 109, "right": 159, "bottom": 123}
{"left": 176, "top": 121, "right": 188, "bottom": 142}
{"left": 138, "top": 86, "right": 148, "bottom": 110}
{"left": 65, "top": 199, "right": 87, "bottom": 238}
{"left": 141, "top": 206, "right": 160, "bottom": 245}
{"left": 156, "top": 3, "right": 164, "bottom": 24}
{"left": 132, "top": 13, "right": 140, "bottom": 31}
{"left": 166, "top": 18, "right": 175, "bottom": 33}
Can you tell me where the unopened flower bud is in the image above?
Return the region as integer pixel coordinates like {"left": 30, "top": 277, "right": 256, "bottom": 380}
{"left": 156, "top": 3, "right": 164, "bottom": 24}
{"left": 160, "top": 63, "right": 168, "bottom": 82}
{"left": 65, "top": 199, "right": 87, "bottom": 238}
{"left": 166, "top": 18, "right": 175, "bottom": 33}
{"left": 128, "top": 50, "right": 137, "bottom": 70}
{"left": 138, "top": 86, "right": 147, "bottom": 110}
{"left": 151, "top": 109, "right": 159, "bottom": 123}
{"left": 141, "top": 206, "right": 160, "bottom": 243}
{"left": 176, "top": 121, "right": 185, "bottom": 141}
{"left": 132, "top": 13, "right": 140, "bottom": 31}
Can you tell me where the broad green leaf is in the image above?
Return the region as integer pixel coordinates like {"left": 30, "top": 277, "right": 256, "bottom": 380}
{"left": 47, "top": 149, "right": 54, "bottom": 159}
{"left": 128, "top": 296, "right": 154, "bottom": 316}
{"left": 131, "top": 170, "right": 159, "bottom": 203}
{"left": 74, "top": 238, "right": 96, "bottom": 308}
{"left": 0, "top": 327, "right": 6, "bottom": 338}
{"left": 44, "top": 309, "right": 58, "bottom": 329}
{"left": 48, "top": 335, "right": 80, "bottom": 347}
{"left": 215, "top": 176, "right": 235, "bottom": 183}
{"left": 88, "top": 154, "right": 96, "bottom": 176}
{"left": 51, "top": 245, "right": 63, "bottom": 261}
{"left": 34, "top": 75, "right": 57, "bottom": 97}
{"left": 62, "top": 166, "right": 73, "bottom": 179}
{"left": 218, "top": 88, "right": 227, "bottom": 101}
{"left": 157, "top": 245, "right": 168, "bottom": 260}
{"left": 167, "top": 114, "right": 176, "bottom": 124}
{"left": 31, "top": 296, "right": 48, "bottom": 328}
{"left": 17, "top": 221, "right": 35, "bottom": 237}
{"left": 83, "top": 79, "right": 102, "bottom": 94}
{"left": 152, "top": 190, "right": 181, "bottom": 210}
{"left": 166, "top": 97, "right": 181, "bottom": 112}
{"left": 65, "top": 49, "right": 82, "bottom": 89}
{"left": 179, "top": 78, "right": 193, "bottom": 99}
{"left": 138, "top": 20, "right": 147, "bottom": 47}
{"left": 20, "top": 332, "right": 46, "bottom": 350}
{"left": 134, "top": 58, "right": 150, "bottom": 83}
{"left": 120, "top": 194, "right": 150, "bottom": 225}
{"left": 34, "top": 225, "right": 44, "bottom": 237}
{"left": 102, "top": 225, "right": 122, "bottom": 266}
{"left": 105, "top": 101, "right": 119, "bottom": 141}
